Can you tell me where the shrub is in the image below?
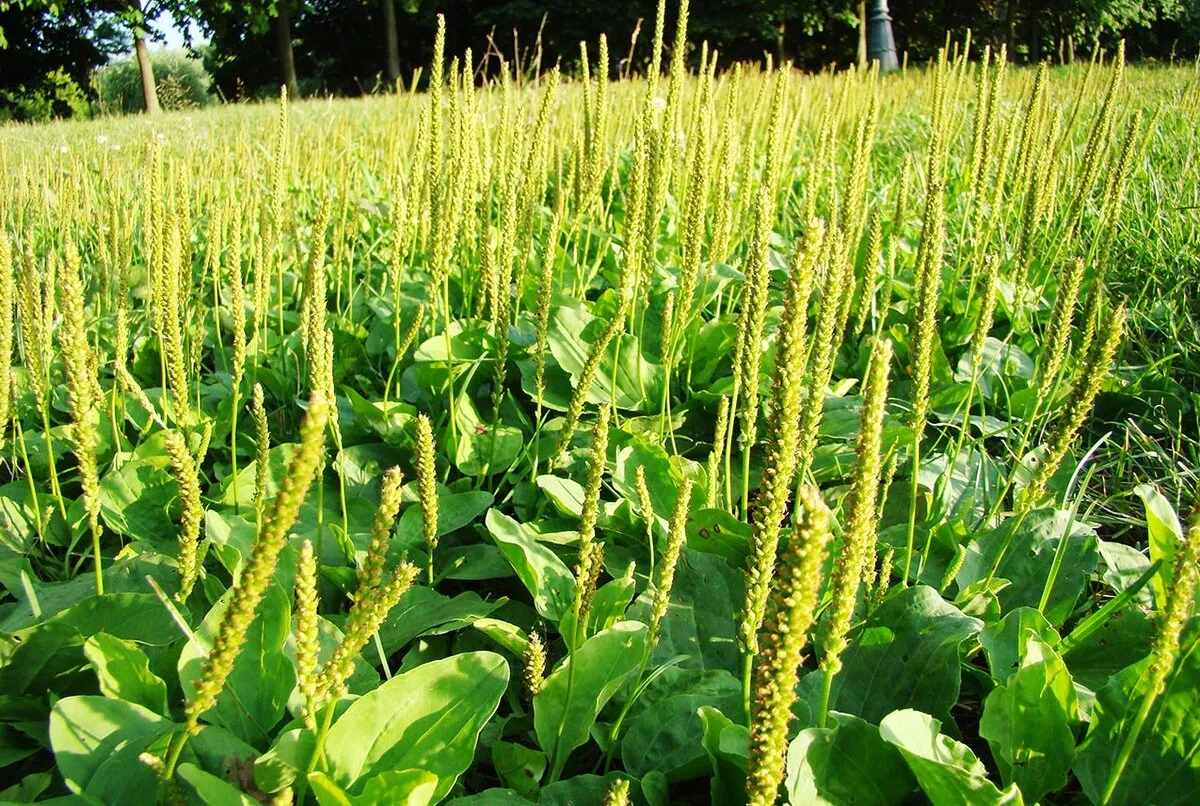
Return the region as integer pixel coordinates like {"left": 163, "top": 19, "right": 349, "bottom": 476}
{"left": 93, "top": 49, "right": 214, "bottom": 115}
{"left": 0, "top": 68, "right": 91, "bottom": 123}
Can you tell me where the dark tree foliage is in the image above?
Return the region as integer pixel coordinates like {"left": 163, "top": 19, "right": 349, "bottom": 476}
{"left": 4, "top": 0, "right": 1197, "bottom": 115}
{"left": 0, "top": 3, "right": 128, "bottom": 119}
{"left": 200, "top": 0, "right": 861, "bottom": 99}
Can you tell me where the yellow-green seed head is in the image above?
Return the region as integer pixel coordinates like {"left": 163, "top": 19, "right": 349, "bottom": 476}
{"left": 523, "top": 631, "right": 547, "bottom": 698}
{"left": 185, "top": 392, "right": 329, "bottom": 734}
{"left": 165, "top": 431, "right": 203, "bottom": 601}
{"left": 361, "top": 466, "right": 405, "bottom": 593}
{"left": 294, "top": 540, "right": 320, "bottom": 730}
{"left": 415, "top": 414, "right": 439, "bottom": 555}
{"left": 603, "top": 778, "right": 631, "bottom": 806}
{"left": 821, "top": 337, "right": 892, "bottom": 679}
{"left": 649, "top": 478, "right": 693, "bottom": 646}
{"left": 746, "top": 486, "right": 833, "bottom": 806}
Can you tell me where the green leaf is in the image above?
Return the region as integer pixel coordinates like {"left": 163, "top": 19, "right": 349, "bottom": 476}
{"left": 485, "top": 509, "right": 575, "bottom": 622}
{"left": 784, "top": 711, "right": 918, "bottom": 805}
{"left": 49, "top": 696, "right": 173, "bottom": 806}
{"left": 954, "top": 337, "right": 1035, "bottom": 398}
{"left": 1074, "top": 633, "right": 1200, "bottom": 805}
{"left": 621, "top": 668, "right": 744, "bottom": 782}
{"left": 0, "top": 621, "right": 85, "bottom": 697}
{"left": 309, "top": 769, "right": 440, "bottom": 806}
{"left": 0, "top": 770, "right": 52, "bottom": 802}
{"left": 979, "top": 633, "right": 1077, "bottom": 801}
{"left": 213, "top": 443, "right": 298, "bottom": 507}
{"left": 879, "top": 709, "right": 1024, "bottom": 805}
{"left": 536, "top": 475, "right": 585, "bottom": 518}
{"left": 324, "top": 651, "right": 509, "bottom": 799}
{"left": 452, "top": 396, "right": 524, "bottom": 476}
{"left": 343, "top": 390, "right": 418, "bottom": 449}
{"left": 920, "top": 448, "right": 1003, "bottom": 522}
{"left": 358, "top": 770, "right": 440, "bottom": 805}
{"left": 177, "top": 763, "right": 260, "bottom": 806}
{"left": 308, "top": 772, "right": 355, "bottom": 806}
{"left": 45, "top": 592, "right": 183, "bottom": 645}
{"left": 83, "top": 633, "right": 168, "bottom": 715}
{"left": 539, "top": 774, "right": 637, "bottom": 806}
{"left": 188, "top": 724, "right": 261, "bottom": 785}
{"left": 1061, "top": 601, "right": 1154, "bottom": 691}
{"left": 0, "top": 553, "right": 177, "bottom": 632}
{"left": 337, "top": 443, "right": 407, "bottom": 504}
{"left": 393, "top": 491, "right": 494, "bottom": 556}
{"left": 1, "top": 592, "right": 183, "bottom": 697}
{"left": 473, "top": 617, "right": 530, "bottom": 655}
{"left": 612, "top": 440, "right": 686, "bottom": 521}
{"left": 1096, "top": 540, "right": 1154, "bottom": 607}
{"left": 698, "top": 705, "right": 748, "bottom": 805}
{"left": 439, "top": 544, "right": 516, "bottom": 581}
{"left": 98, "top": 457, "right": 177, "bottom": 543}
{"left": 491, "top": 740, "right": 545, "bottom": 799}
{"left": 255, "top": 727, "right": 316, "bottom": 794}
{"left": 684, "top": 508, "right": 751, "bottom": 567}
{"left": 798, "top": 586, "right": 982, "bottom": 724}
{"left": 1134, "top": 483, "right": 1182, "bottom": 608}
{"left": 630, "top": 549, "right": 744, "bottom": 673}
{"left": 586, "top": 575, "right": 637, "bottom": 637}
{"left": 547, "top": 306, "right": 657, "bottom": 411}
{"left": 978, "top": 607, "right": 1062, "bottom": 686}
{"left": 376, "top": 586, "right": 502, "bottom": 659}
{"left": 534, "top": 621, "right": 650, "bottom": 781}
{"left": 446, "top": 788, "right": 531, "bottom": 804}
{"left": 958, "top": 509, "right": 1098, "bottom": 625}
{"left": 178, "top": 584, "right": 295, "bottom": 746}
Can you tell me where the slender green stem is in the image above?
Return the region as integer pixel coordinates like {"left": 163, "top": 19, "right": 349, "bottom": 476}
{"left": 903, "top": 434, "right": 921, "bottom": 585}
{"left": 14, "top": 419, "right": 46, "bottom": 549}
{"left": 162, "top": 724, "right": 190, "bottom": 782}
{"left": 230, "top": 386, "right": 240, "bottom": 515}
{"left": 740, "top": 651, "right": 753, "bottom": 720}
{"left": 817, "top": 666, "right": 835, "bottom": 729}
{"left": 1038, "top": 470, "right": 1093, "bottom": 614}
{"left": 91, "top": 522, "right": 104, "bottom": 595}
{"left": 740, "top": 437, "right": 753, "bottom": 520}
{"left": 298, "top": 700, "right": 340, "bottom": 805}
{"left": 602, "top": 647, "right": 656, "bottom": 773}
{"left": 442, "top": 276, "right": 458, "bottom": 449}
{"left": 547, "top": 610, "right": 585, "bottom": 784}
{"left": 1099, "top": 686, "right": 1157, "bottom": 804}
{"left": 39, "top": 406, "right": 67, "bottom": 523}
{"left": 723, "top": 376, "right": 741, "bottom": 513}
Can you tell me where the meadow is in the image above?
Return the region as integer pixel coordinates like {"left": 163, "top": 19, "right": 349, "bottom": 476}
{"left": 2, "top": 4, "right": 1200, "bottom": 804}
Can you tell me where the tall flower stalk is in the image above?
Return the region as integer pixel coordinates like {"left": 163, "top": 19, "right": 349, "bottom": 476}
{"left": 165, "top": 392, "right": 330, "bottom": 779}
{"left": 745, "top": 486, "right": 833, "bottom": 806}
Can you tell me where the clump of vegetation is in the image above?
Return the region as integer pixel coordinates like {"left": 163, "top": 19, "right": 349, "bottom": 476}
{"left": 0, "top": 2, "right": 1198, "bottom": 804}
{"left": 93, "top": 49, "right": 214, "bottom": 114}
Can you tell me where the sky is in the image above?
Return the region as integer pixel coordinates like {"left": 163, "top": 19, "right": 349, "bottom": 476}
{"left": 151, "top": 10, "right": 208, "bottom": 51}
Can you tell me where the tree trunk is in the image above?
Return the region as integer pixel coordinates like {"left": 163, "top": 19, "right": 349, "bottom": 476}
{"left": 274, "top": 3, "right": 300, "bottom": 98}
{"left": 857, "top": 1, "right": 867, "bottom": 67}
{"left": 134, "top": 35, "right": 161, "bottom": 114}
{"left": 1005, "top": 0, "right": 1018, "bottom": 57}
{"left": 381, "top": 0, "right": 401, "bottom": 88}
{"left": 130, "top": 1, "right": 160, "bottom": 114}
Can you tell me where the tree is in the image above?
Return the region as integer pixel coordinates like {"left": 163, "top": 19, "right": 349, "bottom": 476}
{"left": 177, "top": 1, "right": 300, "bottom": 96}
{"left": 270, "top": 0, "right": 298, "bottom": 96}
{"left": 381, "top": 0, "right": 399, "bottom": 85}
{"left": 126, "top": 0, "right": 161, "bottom": 112}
